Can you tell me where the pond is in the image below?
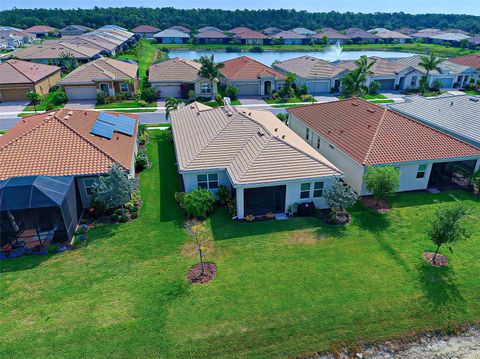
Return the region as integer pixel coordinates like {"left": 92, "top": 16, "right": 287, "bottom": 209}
{"left": 167, "top": 49, "right": 418, "bottom": 65}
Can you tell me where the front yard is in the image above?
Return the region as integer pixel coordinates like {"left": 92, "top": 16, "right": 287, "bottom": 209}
{"left": 1, "top": 130, "right": 479, "bottom": 358}
{"left": 21, "top": 90, "right": 66, "bottom": 114}
{"left": 94, "top": 99, "right": 157, "bottom": 111}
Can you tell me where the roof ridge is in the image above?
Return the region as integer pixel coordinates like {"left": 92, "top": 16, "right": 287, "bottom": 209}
{"left": 0, "top": 113, "right": 54, "bottom": 151}
{"left": 103, "top": 57, "right": 136, "bottom": 77}
{"left": 7, "top": 60, "right": 37, "bottom": 82}
{"left": 363, "top": 105, "right": 388, "bottom": 164}
{"left": 229, "top": 131, "right": 272, "bottom": 180}
{"left": 91, "top": 61, "right": 115, "bottom": 79}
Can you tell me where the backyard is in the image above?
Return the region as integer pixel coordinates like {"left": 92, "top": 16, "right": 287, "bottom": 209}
{"left": 1, "top": 130, "right": 479, "bottom": 358}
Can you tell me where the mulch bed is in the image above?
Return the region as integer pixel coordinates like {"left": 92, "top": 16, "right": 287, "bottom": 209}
{"left": 361, "top": 197, "right": 391, "bottom": 212}
{"left": 187, "top": 262, "right": 217, "bottom": 284}
{"left": 423, "top": 252, "right": 449, "bottom": 267}
{"left": 320, "top": 209, "right": 351, "bottom": 226}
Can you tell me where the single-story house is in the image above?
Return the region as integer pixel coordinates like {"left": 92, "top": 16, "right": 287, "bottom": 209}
{"left": 262, "top": 27, "right": 283, "bottom": 36}
{"left": 131, "top": 25, "right": 160, "bottom": 39}
{"left": 468, "top": 36, "right": 480, "bottom": 48}
{"left": 0, "top": 29, "right": 34, "bottom": 46}
{"left": 430, "top": 32, "right": 471, "bottom": 46}
{"left": 311, "top": 28, "right": 348, "bottom": 44}
{"left": 84, "top": 32, "right": 126, "bottom": 52}
{"left": 291, "top": 27, "right": 316, "bottom": 36}
{"left": 0, "top": 34, "right": 23, "bottom": 48}
{"left": 154, "top": 29, "right": 190, "bottom": 44}
{"left": 198, "top": 26, "right": 223, "bottom": 33}
{"left": 166, "top": 26, "right": 191, "bottom": 34}
{"left": 448, "top": 54, "right": 480, "bottom": 71}
{"left": 272, "top": 55, "right": 347, "bottom": 94}
{"left": 271, "top": 31, "right": 308, "bottom": 45}
{"left": 195, "top": 30, "right": 231, "bottom": 44}
{"left": 410, "top": 29, "right": 444, "bottom": 43}
{"left": 389, "top": 95, "right": 480, "bottom": 148}
{"left": 395, "top": 28, "right": 416, "bottom": 36}
{"left": 0, "top": 59, "right": 61, "bottom": 102}
{"left": 46, "top": 35, "right": 118, "bottom": 57}
{"left": 59, "top": 25, "right": 91, "bottom": 37}
{"left": 8, "top": 43, "right": 102, "bottom": 65}
{"left": 228, "top": 27, "right": 268, "bottom": 45}
{"left": 60, "top": 57, "right": 138, "bottom": 100}
{"left": 287, "top": 98, "right": 480, "bottom": 195}
{"left": 368, "top": 28, "right": 412, "bottom": 43}
{"left": 220, "top": 56, "right": 285, "bottom": 96}
{"left": 24, "top": 25, "right": 57, "bottom": 38}
{"left": 0, "top": 109, "right": 138, "bottom": 241}
{"left": 148, "top": 57, "right": 217, "bottom": 98}
{"left": 344, "top": 28, "right": 380, "bottom": 43}
{"left": 171, "top": 102, "right": 343, "bottom": 219}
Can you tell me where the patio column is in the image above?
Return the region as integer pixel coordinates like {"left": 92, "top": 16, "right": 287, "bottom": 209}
{"left": 236, "top": 187, "right": 244, "bottom": 219}
{"left": 475, "top": 159, "right": 480, "bottom": 172}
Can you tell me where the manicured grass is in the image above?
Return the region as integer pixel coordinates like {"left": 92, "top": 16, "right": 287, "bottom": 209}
{"left": 94, "top": 100, "right": 157, "bottom": 110}
{"left": 202, "top": 99, "right": 241, "bottom": 107}
{"left": 264, "top": 96, "right": 316, "bottom": 104}
{"left": 369, "top": 99, "right": 395, "bottom": 104}
{"left": 1, "top": 132, "right": 480, "bottom": 358}
{"left": 361, "top": 93, "right": 388, "bottom": 100}
{"left": 23, "top": 90, "right": 65, "bottom": 112}
{"left": 271, "top": 103, "right": 307, "bottom": 108}
{"left": 462, "top": 89, "right": 480, "bottom": 96}
{"left": 0, "top": 130, "right": 5, "bottom": 134}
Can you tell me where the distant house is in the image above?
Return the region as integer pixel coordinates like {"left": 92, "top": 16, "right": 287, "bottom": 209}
{"left": 410, "top": 29, "right": 444, "bottom": 43}
{"left": 448, "top": 54, "right": 480, "bottom": 71}
{"left": 0, "top": 29, "right": 34, "bottom": 47}
{"left": 291, "top": 27, "right": 315, "bottom": 36}
{"left": 25, "top": 25, "right": 57, "bottom": 38}
{"left": 171, "top": 102, "right": 343, "bottom": 219}
{"left": 395, "top": 28, "right": 416, "bottom": 35}
{"left": 198, "top": 26, "right": 222, "bottom": 33}
{"left": 131, "top": 25, "right": 160, "bottom": 39}
{"left": 288, "top": 98, "right": 480, "bottom": 195}
{"left": 46, "top": 35, "right": 118, "bottom": 56}
{"left": 84, "top": 32, "right": 129, "bottom": 52}
{"left": 166, "top": 26, "right": 191, "bottom": 34}
{"left": 430, "top": 32, "right": 471, "bottom": 46}
{"left": 220, "top": 56, "right": 285, "bottom": 96}
{"left": 60, "top": 57, "right": 138, "bottom": 100}
{"left": 195, "top": 30, "right": 231, "bottom": 44}
{"left": 262, "top": 27, "right": 283, "bottom": 36}
{"left": 228, "top": 27, "right": 268, "bottom": 45}
{"left": 272, "top": 56, "right": 347, "bottom": 94}
{"left": 344, "top": 28, "right": 380, "bottom": 43}
{"left": 59, "top": 25, "right": 91, "bottom": 37}
{"left": 311, "top": 28, "right": 348, "bottom": 44}
{"left": 467, "top": 36, "right": 480, "bottom": 49}
{"left": 0, "top": 59, "right": 61, "bottom": 102}
{"left": 271, "top": 31, "right": 308, "bottom": 45}
{"left": 8, "top": 43, "right": 102, "bottom": 64}
{"left": 154, "top": 29, "right": 190, "bottom": 44}
{"left": 368, "top": 28, "right": 412, "bottom": 44}
{"left": 148, "top": 57, "right": 218, "bottom": 98}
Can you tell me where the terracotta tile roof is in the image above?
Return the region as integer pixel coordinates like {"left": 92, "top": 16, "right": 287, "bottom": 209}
{"left": 0, "top": 59, "right": 60, "bottom": 84}
{"left": 344, "top": 28, "right": 380, "bottom": 40}
{"left": 148, "top": 57, "right": 202, "bottom": 82}
{"left": 0, "top": 110, "right": 138, "bottom": 180}
{"left": 311, "top": 28, "right": 348, "bottom": 39}
{"left": 448, "top": 54, "right": 480, "bottom": 70}
{"left": 131, "top": 25, "right": 159, "bottom": 33}
{"left": 60, "top": 58, "right": 137, "bottom": 84}
{"left": 25, "top": 25, "right": 56, "bottom": 33}
{"left": 228, "top": 27, "right": 268, "bottom": 39}
{"left": 221, "top": 56, "right": 285, "bottom": 80}
{"left": 273, "top": 56, "right": 346, "bottom": 78}
{"left": 11, "top": 43, "right": 102, "bottom": 60}
{"left": 271, "top": 31, "right": 307, "bottom": 40}
{"left": 337, "top": 56, "right": 409, "bottom": 76}
{"left": 394, "top": 55, "right": 473, "bottom": 75}
{"left": 196, "top": 30, "right": 230, "bottom": 39}
{"left": 288, "top": 98, "right": 480, "bottom": 165}
{"left": 171, "top": 102, "right": 341, "bottom": 185}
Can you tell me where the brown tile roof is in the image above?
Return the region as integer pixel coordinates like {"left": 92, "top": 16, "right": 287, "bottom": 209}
{"left": 311, "top": 28, "right": 348, "bottom": 40}
{"left": 25, "top": 25, "right": 56, "bottom": 33}
{"left": 131, "top": 25, "right": 159, "bottom": 33}
{"left": 11, "top": 43, "right": 102, "bottom": 60}
{"left": 288, "top": 98, "right": 480, "bottom": 165}
{"left": 60, "top": 58, "right": 137, "bottom": 84}
{"left": 171, "top": 102, "right": 341, "bottom": 185}
{"left": 0, "top": 109, "right": 138, "bottom": 180}
{"left": 344, "top": 28, "right": 380, "bottom": 40}
{"left": 448, "top": 54, "right": 480, "bottom": 70}
{"left": 271, "top": 31, "right": 307, "bottom": 40}
{"left": 148, "top": 57, "right": 202, "bottom": 82}
{"left": 228, "top": 27, "right": 268, "bottom": 39}
{"left": 337, "top": 56, "right": 409, "bottom": 76}
{"left": 0, "top": 59, "right": 60, "bottom": 84}
{"left": 221, "top": 56, "right": 285, "bottom": 80}
{"left": 273, "top": 56, "right": 346, "bottom": 78}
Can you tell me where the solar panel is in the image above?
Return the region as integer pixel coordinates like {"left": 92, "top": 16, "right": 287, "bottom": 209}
{"left": 95, "top": 112, "right": 135, "bottom": 137}
{"left": 91, "top": 119, "right": 115, "bottom": 139}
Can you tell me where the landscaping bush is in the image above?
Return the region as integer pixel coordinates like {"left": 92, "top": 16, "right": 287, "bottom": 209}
{"left": 301, "top": 94, "right": 314, "bottom": 102}
{"left": 46, "top": 103, "right": 54, "bottom": 110}
{"left": 276, "top": 113, "right": 289, "bottom": 124}
{"left": 129, "top": 205, "right": 139, "bottom": 213}
{"left": 224, "top": 84, "right": 239, "bottom": 101}
{"left": 118, "top": 215, "right": 129, "bottom": 223}
{"left": 135, "top": 154, "right": 148, "bottom": 171}
{"left": 364, "top": 166, "right": 400, "bottom": 204}
{"left": 227, "top": 198, "right": 237, "bottom": 217}
{"left": 216, "top": 185, "right": 230, "bottom": 205}
{"left": 90, "top": 164, "right": 132, "bottom": 210}
{"left": 296, "top": 84, "right": 308, "bottom": 96}
{"left": 431, "top": 80, "right": 443, "bottom": 92}
{"left": 323, "top": 179, "right": 358, "bottom": 223}
{"left": 215, "top": 94, "right": 224, "bottom": 106}
{"left": 174, "top": 191, "right": 186, "bottom": 210}
{"left": 138, "top": 100, "right": 147, "bottom": 107}
{"left": 96, "top": 91, "right": 106, "bottom": 104}
{"left": 115, "top": 208, "right": 127, "bottom": 215}
{"left": 141, "top": 87, "right": 158, "bottom": 103}
{"left": 187, "top": 90, "right": 197, "bottom": 102}
{"left": 368, "top": 80, "right": 381, "bottom": 95}
{"left": 226, "top": 45, "right": 241, "bottom": 52}
{"left": 249, "top": 46, "right": 263, "bottom": 53}
{"left": 130, "top": 212, "right": 138, "bottom": 219}
{"left": 183, "top": 189, "right": 216, "bottom": 218}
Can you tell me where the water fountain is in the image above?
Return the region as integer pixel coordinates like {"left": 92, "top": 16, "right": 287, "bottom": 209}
{"left": 321, "top": 41, "right": 343, "bottom": 62}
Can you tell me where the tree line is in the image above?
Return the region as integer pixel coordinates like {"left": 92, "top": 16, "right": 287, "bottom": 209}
{"left": 1, "top": 7, "right": 479, "bottom": 34}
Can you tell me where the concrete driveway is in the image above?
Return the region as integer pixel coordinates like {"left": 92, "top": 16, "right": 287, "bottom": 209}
{"left": 65, "top": 100, "right": 96, "bottom": 110}
{"left": 0, "top": 101, "right": 29, "bottom": 118}
{"left": 238, "top": 97, "right": 266, "bottom": 106}
{"left": 314, "top": 95, "right": 339, "bottom": 103}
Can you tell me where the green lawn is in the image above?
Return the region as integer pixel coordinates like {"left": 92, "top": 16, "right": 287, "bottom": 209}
{"left": 369, "top": 99, "right": 395, "bottom": 104}
{"left": 94, "top": 100, "right": 157, "bottom": 112}
{"left": 462, "top": 89, "right": 480, "bottom": 96}
{"left": 22, "top": 90, "right": 65, "bottom": 112}
{"left": 202, "top": 99, "right": 241, "bottom": 107}
{"left": 1, "top": 132, "right": 480, "bottom": 358}
{"left": 361, "top": 93, "right": 388, "bottom": 100}
{"left": 264, "top": 96, "right": 316, "bottom": 104}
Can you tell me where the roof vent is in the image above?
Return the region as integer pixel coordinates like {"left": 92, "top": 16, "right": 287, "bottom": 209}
{"left": 282, "top": 135, "right": 286, "bottom": 139}
{"left": 67, "top": 111, "right": 73, "bottom": 115}
{"left": 367, "top": 109, "right": 375, "bottom": 113}
{"left": 451, "top": 101, "right": 454, "bottom": 106}
{"left": 227, "top": 111, "right": 233, "bottom": 117}
{"left": 352, "top": 102, "right": 359, "bottom": 107}
{"left": 469, "top": 97, "right": 479, "bottom": 102}
{"left": 274, "top": 128, "right": 278, "bottom": 132}
{"left": 257, "top": 129, "right": 265, "bottom": 137}
{"left": 340, "top": 130, "right": 344, "bottom": 134}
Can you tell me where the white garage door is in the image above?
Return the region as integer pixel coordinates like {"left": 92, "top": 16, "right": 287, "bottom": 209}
{"left": 306, "top": 81, "right": 330, "bottom": 94}
{"left": 235, "top": 84, "right": 259, "bottom": 96}
{"left": 156, "top": 85, "right": 181, "bottom": 98}
{"left": 66, "top": 86, "right": 97, "bottom": 100}
{"left": 435, "top": 78, "right": 454, "bottom": 89}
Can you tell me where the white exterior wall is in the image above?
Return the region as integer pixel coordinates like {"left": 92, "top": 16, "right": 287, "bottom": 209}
{"left": 194, "top": 79, "right": 218, "bottom": 97}
{"left": 182, "top": 170, "right": 231, "bottom": 193}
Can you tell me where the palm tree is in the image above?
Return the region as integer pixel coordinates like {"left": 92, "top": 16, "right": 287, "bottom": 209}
{"left": 341, "top": 56, "right": 376, "bottom": 98}
{"left": 418, "top": 53, "right": 443, "bottom": 95}
{"left": 165, "top": 97, "right": 181, "bottom": 120}
{"left": 197, "top": 54, "right": 224, "bottom": 100}
{"left": 26, "top": 91, "right": 41, "bottom": 113}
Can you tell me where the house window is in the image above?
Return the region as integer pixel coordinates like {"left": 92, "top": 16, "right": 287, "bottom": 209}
{"left": 120, "top": 82, "right": 129, "bottom": 92}
{"left": 277, "top": 83, "right": 285, "bottom": 91}
{"left": 197, "top": 173, "right": 218, "bottom": 189}
{"left": 416, "top": 164, "right": 427, "bottom": 179}
{"left": 316, "top": 137, "right": 321, "bottom": 149}
{"left": 313, "top": 182, "right": 324, "bottom": 197}
{"left": 84, "top": 178, "right": 96, "bottom": 195}
{"left": 300, "top": 183, "right": 311, "bottom": 199}
{"left": 410, "top": 76, "right": 417, "bottom": 86}
{"left": 305, "top": 127, "right": 310, "bottom": 141}
{"left": 201, "top": 83, "right": 211, "bottom": 94}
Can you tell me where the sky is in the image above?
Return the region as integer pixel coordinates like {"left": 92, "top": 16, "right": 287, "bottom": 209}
{"left": 0, "top": 0, "right": 478, "bottom": 15}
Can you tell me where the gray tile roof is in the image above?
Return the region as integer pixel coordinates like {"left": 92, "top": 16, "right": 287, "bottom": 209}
{"left": 389, "top": 95, "right": 480, "bottom": 147}
{"left": 153, "top": 29, "right": 190, "bottom": 38}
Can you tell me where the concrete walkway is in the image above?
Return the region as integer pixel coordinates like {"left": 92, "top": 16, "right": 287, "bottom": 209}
{"left": 65, "top": 100, "right": 96, "bottom": 110}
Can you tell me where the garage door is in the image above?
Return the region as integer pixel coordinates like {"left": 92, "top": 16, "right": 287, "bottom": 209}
{"left": 156, "top": 85, "right": 181, "bottom": 98}
{"left": 66, "top": 86, "right": 97, "bottom": 100}
{"left": 235, "top": 84, "right": 259, "bottom": 96}
{"left": 0, "top": 87, "right": 32, "bottom": 102}
{"left": 435, "top": 78, "right": 454, "bottom": 89}
{"left": 377, "top": 79, "right": 395, "bottom": 91}
{"left": 306, "top": 81, "right": 330, "bottom": 94}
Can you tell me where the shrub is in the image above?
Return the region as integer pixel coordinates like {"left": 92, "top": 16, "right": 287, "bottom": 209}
{"left": 266, "top": 212, "right": 275, "bottom": 219}
{"left": 364, "top": 166, "right": 400, "bottom": 203}
{"left": 141, "top": 87, "right": 158, "bottom": 103}
{"left": 368, "top": 80, "right": 381, "bottom": 95}
{"left": 96, "top": 91, "right": 106, "bottom": 104}
{"left": 138, "top": 100, "right": 147, "bottom": 107}
{"left": 138, "top": 132, "right": 148, "bottom": 145}
{"left": 301, "top": 94, "right": 314, "bottom": 102}
{"left": 130, "top": 212, "right": 138, "bottom": 219}
{"left": 183, "top": 189, "right": 216, "bottom": 218}
{"left": 131, "top": 190, "right": 142, "bottom": 206}
{"left": 276, "top": 113, "right": 289, "bottom": 124}
{"left": 90, "top": 164, "right": 132, "bottom": 210}
{"left": 431, "top": 80, "right": 443, "bottom": 92}
{"left": 75, "top": 226, "right": 87, "bottom": 235}
{"left": 46, "top": 103, "right": 54, "bottom": 110}
{"left": 224, "top": 84, "right": 239, "bottom": 100}
{"left": 226, "top": 45, "right": 241, "bottom": 52}
{"left": 249, "top": 46, "right": 263, "bottom": 52}
{"left": 118, "top": 215, "right": 129, "bottom": 223}
{"left": 215, "top": 94, "right": 224, "bottom": 106}
{"left": 323, "top": 179, "right": 358, "bottom": 221}
{"left": 216, "top": 185, "right": 230, "bottom": 205}
{"left": 48, "top": 244, "right": 59, "bottom": 253}
{"left": 187, "top": 90, "right": 196, "bottom": 102}
{"left": 129, "top": 205, "right": 139, "bottom": 213}
{"left": 227, "top": 198, "right": 237, "bottom": 217}
{"left": 135, "top": 154, "right": 148, "bottom": 171}
{"left": 296, "top": 84, "right": 308, "bottom": 96}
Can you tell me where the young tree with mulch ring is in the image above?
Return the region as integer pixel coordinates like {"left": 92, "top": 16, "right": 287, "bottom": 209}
{"left": 426, "top": 204, "right": 470, "bottom": 266}
{"left": 364, "top": 166, "right": 400, "bottom": 208}
{"left": 184, "top": 219, "right": 216, "bottom": 283}
{"left": 323, "top": 178, "right": 358, "bottom": 224}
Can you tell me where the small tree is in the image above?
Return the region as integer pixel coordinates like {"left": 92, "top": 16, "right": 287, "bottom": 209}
{"left": 90, "top": 164, "right": 132, "bottom": 211}
{"left": 418, "top": 53, "right": 443, "bottom": 95}
{"left": 184, "top": 219, "right": 209, "bottom": 275}
{"left": 470, "top": 171, "right": 480, "bottom": 196}
{"left": 165, "top": 96, "right": 181, "bottom": 120}
{"left": 140, "top": 87, "right": 158, "bottom": 103}
{"left": 183, "top": 189, "right": 215, "bottom": 218}
{"left": 364, "top": 166, "right": 400, "bottom": 204}
{"left": 197, "top": 54, "right": 224, "bottom": 100}
{"left": 428, "top": 205, "right": 470, "bottom": 265}
{"left": 224, "top": 84, "right": 239, "bottom": 100}
{"left": 26, "top": 91, "right": 41, "bottom": 113}
{"left": 368, "top": 80, "right": 381, "bottom": 95}
{"left": 323, "top": 178, "right": 358, "bottom": 222}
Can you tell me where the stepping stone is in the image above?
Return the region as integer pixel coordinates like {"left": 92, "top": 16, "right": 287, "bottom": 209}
{"left": 274, "top": 213, "right": 288, "bottom": 220}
